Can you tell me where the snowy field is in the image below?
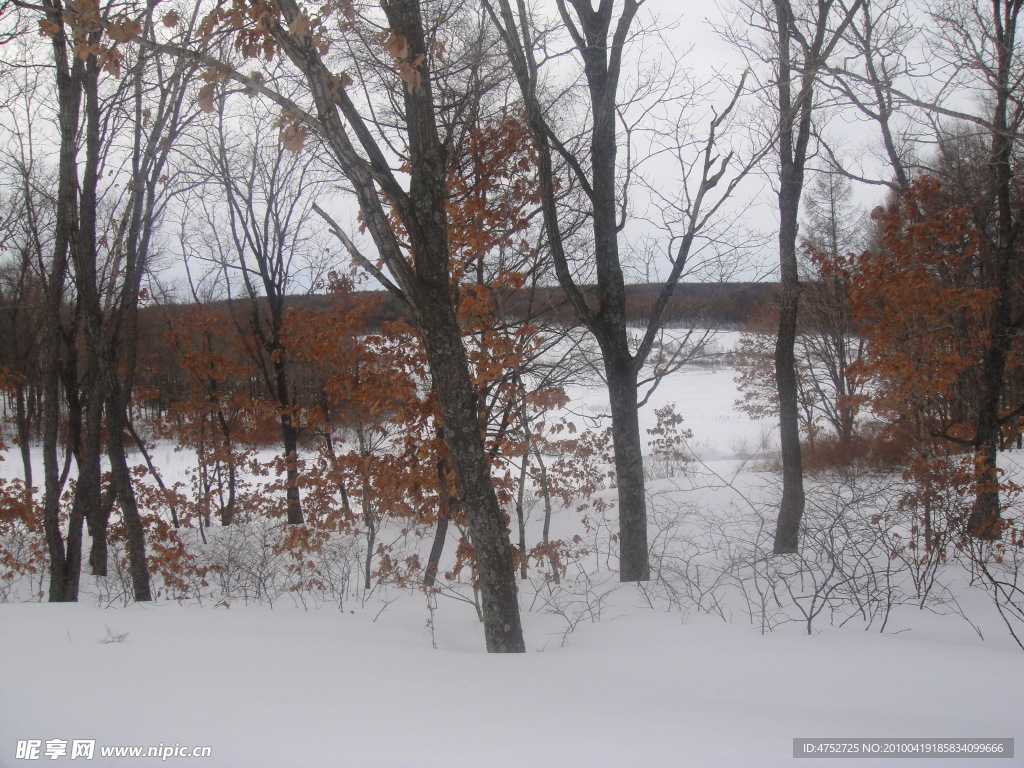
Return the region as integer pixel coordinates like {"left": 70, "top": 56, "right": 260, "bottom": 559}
{"left": 2, "top": 334, "right": 1022, "bottom": 767}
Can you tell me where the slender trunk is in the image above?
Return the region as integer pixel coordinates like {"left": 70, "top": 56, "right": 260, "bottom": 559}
{"left": 424, "top": 439, "right": 454, "bottom": 588}
{"left": 533, "top": 447, "right": 560, "bottom": 585}
{"left": 222, "top": 458, "right": 237, "bottom": 526}
{"left": 274, "top": 346, "right": 304, "bottom": 524}
{"left": 772, "top": 0, "right": 811, "bottom": 554}
{"left": 42, "top": 316, "right": 73, "bottom": 601}
{"left": 774, "top": 277, "right": 805, "bottom": 553}
{"left": 515, "top": 445, "right": 529, "bottom": 580}
{"left": 43, "top": 1, "right": 81, "bottom": 602}
{"left": 321, "top": 427, "right": 352, "bottom": 521}
{"left": 362, "top": 494, "right": 376, "bottom": 591}
{"left": 15, "top": 383, "right": 33, "bottom": 498}
{"left": 198, "top": 439, "right": 213, "bottom": 528}
{"left": 423, "top": 509, "right": 450, "bottom": 588}
{"left": 213, "top": 405, "right": 236, "bottom": 525}
{"left": 79, "top": 397, "right": 107, "bottom": 576}
{"left": 357, "top": 425, "right": 375, "bottom": 590}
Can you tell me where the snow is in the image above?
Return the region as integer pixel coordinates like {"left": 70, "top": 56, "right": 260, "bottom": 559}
{"left": 2, "top": 334, "right": 1022, "bottom": 767}
{"left": 2, "top": 599, "right": 1020, "bottom": 767}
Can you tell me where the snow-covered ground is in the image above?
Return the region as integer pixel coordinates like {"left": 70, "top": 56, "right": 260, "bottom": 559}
{"left": 2, "top": 333, "right": 1022, "bottom": 767}
{"left": 2, "top": 597, "right": 1019, "bottom": 768}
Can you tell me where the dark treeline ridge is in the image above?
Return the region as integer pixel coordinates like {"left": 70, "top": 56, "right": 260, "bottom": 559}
{"left": 142, "top": 281, "right": 781, "bottom": 336}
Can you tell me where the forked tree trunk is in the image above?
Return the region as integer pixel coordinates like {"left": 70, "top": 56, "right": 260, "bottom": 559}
{"left": 42, "top": 0, "right": 83, "bottom": 602}
{"left": 105, "top": 392, "right": 152, "bottom": 602}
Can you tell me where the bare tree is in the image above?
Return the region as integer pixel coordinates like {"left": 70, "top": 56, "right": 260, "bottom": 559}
{"left": 799, "top": 172, "right": 867, "bottom": 447}
{"left": 482, "top": 0, "right": 755, "bottom": 581}
{"left": 722, "top": 0, "right": 863, "bottom": 554}
{"left": 823, "top": 0, "right": 916, "bottom": 192}
{"left": 187, "top": 94, "right": 334, "bottom": 526}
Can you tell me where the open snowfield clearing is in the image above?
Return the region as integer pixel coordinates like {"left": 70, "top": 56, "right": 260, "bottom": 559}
{"left": 2, "top": 343, "right": 1022, "bottom": 767}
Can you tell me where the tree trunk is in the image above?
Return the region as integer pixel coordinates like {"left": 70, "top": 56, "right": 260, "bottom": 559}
{"left": 771, "top": 0, "right": 814, "bottom": 555}
{"left": 423, "top": 510, "right": 449, "bottom": 589}
{"left": 15, "top": 383, "right": 33, "bottom": 498}
{"left": 252, "top": 0, "right": 527, "bottom": 651}
{"left": 222, "top": 457, "right": 236, "bottom": 527}
{"left": 281, "top": 420, "right": 303, "bottom": 525}
{"left": 532, "top": 447, "right": 560, "bottom": 584}
{"left": 605, "top": 354, "right": 650, "bottom": 581}
{"left": 515, "top": 442, "right": 529, "bottom": 580}
{"left": 774, "top": 278, "right": 805, "bottom": 553}
{"left": 773, "top": 120, "right": 807, "bottom": 554}
{"left": 104, "top": 395, "right": 152, "bottom": 602}
{"left": 417, "top": 296, "right": 525, "bottom": 653}
{"left": 425, "top": 438, "right": 455, "bottom": 588}
{"left": 80, "top": 399, "right": 108, "bottom": 576}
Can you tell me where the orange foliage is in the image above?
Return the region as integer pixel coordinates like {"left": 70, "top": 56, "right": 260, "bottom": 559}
{"left": 846, "top": 176, "right": 995, "bottom": 445}
{"left": 0, "top": 474, "right": 46, "bottom": 598}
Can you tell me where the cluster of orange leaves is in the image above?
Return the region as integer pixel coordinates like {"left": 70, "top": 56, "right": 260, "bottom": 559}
{"left": 842, "top": 177, "right": 996, "bottom": 440}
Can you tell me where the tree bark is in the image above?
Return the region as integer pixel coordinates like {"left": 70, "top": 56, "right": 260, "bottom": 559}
{"left": 605, "top": 353, "right": 650, "bottom": 581}
{"left": 415, "top": 295, "right": 525, "bottom": 652}
{"left": 773, "top": 277, "right": 805, "bottom": 553}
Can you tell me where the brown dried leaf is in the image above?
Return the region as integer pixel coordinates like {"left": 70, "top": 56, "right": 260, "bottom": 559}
{"left": 37, "top": 19, "right": 61, "bottom": 38}
{"left": 106, "top": 18, "right": 142, "bottom": 43}
{"left": 289, "top": 13, "right": 310, "bottom": 37}
{"left": 384, "top": 30, "right": 408, "bottom": 60}
{"left": 100, "top": 49, "right": 121, "bottom": 77}
{"left": 280, "top": 121, "right": 307, "bottom": 153}
{"left": 398, "top": 53, "right": 424, "bottom": 93}
{"left": 197, "top": 82, "right": 217, "bottom": 114}
{"left": 329, "top": 71, "right": 353, "bottom": 100}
